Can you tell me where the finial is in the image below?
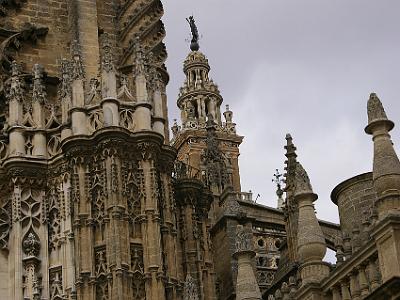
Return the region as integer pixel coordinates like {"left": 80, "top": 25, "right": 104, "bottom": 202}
{"left": 11, "top": 60, "right": 21, "bottom": 77}
{"left": 294, "top": 161, "right": 313, "bottom": 195}
{"left": 285, "top": 133, "right": 297, "bottom": 157}
{"left": 8, "top": 61, "right": 24, "bottom": 103}
{"left": 226, "top": 104, "right": 230, "bottom": 111}
{"left": 365, "top": 92, "right": 394, "bottom": 134}
{"left": 32, "top": 64, "right": 46, "bottom": 104}
{"left": 186, "top": 16, "right": 200, "bottom": 51}
{"left": 58, "top": 58, "right": 72, "bottom": 100}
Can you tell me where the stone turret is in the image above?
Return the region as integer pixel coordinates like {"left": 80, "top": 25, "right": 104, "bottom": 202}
{"left": 365, "top": 93, "right": 400, "bottom": 218}
{"left": 294, "top": 160, "right": 329, "bottom": 285}
{"left": 233, "top": 225, "right": 262, "bottom": 300}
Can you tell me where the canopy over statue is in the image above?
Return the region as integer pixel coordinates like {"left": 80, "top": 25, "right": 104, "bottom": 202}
{"left": 186, "top": 15, "right": 200, "bottom": 51}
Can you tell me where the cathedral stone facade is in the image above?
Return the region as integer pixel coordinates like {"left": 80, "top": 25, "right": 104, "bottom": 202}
{"left": 0, "top": 1, "right": 399, "bottom": 300}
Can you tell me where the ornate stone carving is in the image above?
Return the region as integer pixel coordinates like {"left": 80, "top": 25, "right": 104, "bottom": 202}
{"left": 49, "top": 267, "right": 63, "bottom": 300}
{"left": 87, "top": 78, "right": 101, "bottom": 104}
{"left": 58, "top": 58, "right": 72, "bottom": 101}
{"left": 95, "top": 247, "right": 109, "bottom": 300}
{"left": 22, "top": 230, "right": 40, "bottom": 256}
{"left": 294, "top": 162, "right": 313, "bottom": 195}
{"left": 70, "top": 40, "right": 84, "bottom": 80}
{"left": 202, "top": 114, "right": 229, "bottom": 188}
{"left": 100, "top": 33, "right": 114, "bottom": 72}
{"left": 367, "top": 93, "right": 388, "bottom": 124}
{"left": 183, "top": 274, "right": 199, "bottom": 300}
{"left": 88, "top": 109, "right": 104, "bottom": 132}
{"left": 235, "top": 225, "right": 253, "bottom": 253}
{"left": 0, "top": 204, "right": 11, "bottom": 249}
{"left": 119, "top": 108, "right": 135, "bottom": 130}
{"left": 47, "top": 134, "right": 62, "bottom": 157}
{"left": 7, "top": 60, "right": 25, "bottom": 103}
{"left": 47, "top": 187, "right": 61, "bottom": 252}
{"left": 131, "top": 244, "right": 145, "bottom": 299}
{"left": 90, "top": 156, "right": 106, "bottom": 228}
{"left": 134, "top": 37, "right": 145, "bottom": 76}
{"left": 223, "top": 196, "right": 242, "bottom": 216}
{"left": 32, "top": 64, "right": 46, "bottom": 104}
{"left": 117, "top": 74, "right": 134, "bottom": 101}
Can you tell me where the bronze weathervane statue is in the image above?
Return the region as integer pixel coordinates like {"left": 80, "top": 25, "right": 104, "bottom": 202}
{"left": 186, "top": 15, "right": 200, "bottom": 51}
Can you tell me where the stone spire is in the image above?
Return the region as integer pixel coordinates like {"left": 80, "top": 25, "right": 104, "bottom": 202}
{"left": 233, "top": 225, "right": 262, "bottom": 300}
{"left": 294, "top": 160, "right": 329, "bottom": 285}
{"left": 283, "top": 133, "right": 300, "bottom": 262}
{"left": 365, "top": 93, "right": 400, "bottom": 218}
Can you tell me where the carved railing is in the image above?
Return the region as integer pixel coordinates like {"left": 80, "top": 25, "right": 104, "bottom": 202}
{"left": 321, "top": 241, "right": 382, "bottom": 300}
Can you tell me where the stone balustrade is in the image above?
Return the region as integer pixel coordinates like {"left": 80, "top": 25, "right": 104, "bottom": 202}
{"left": 322, "top": 240, "right": 382, "bottom": 300}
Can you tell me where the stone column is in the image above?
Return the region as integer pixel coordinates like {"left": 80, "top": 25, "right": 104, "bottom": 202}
{"left": 8, "top": 61, "right": 25, "bottom": 156}
{"left": 70, "top": 43, "right": 88, "bottom": 136}
{"left": 133, "top": 40, "right": 152, "bottom": 132}
{"left": 100, "top": 33, "right": 119, "bottom": 128}
{"left": 31, "top": 64, "right": 47, "bottom": 158}
{"left": 233, "top": 225, "right": 261, "bottom": 300}
{"left": 152, "top": 81, "right": 165, "bottom": 137}
{"left": 59, "top": 59, "right": 73, "bottom": 140}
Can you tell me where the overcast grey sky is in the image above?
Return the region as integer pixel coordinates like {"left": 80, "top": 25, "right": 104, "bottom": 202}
{"left": 162, "top": 0, "right": 400, "bottom": 223}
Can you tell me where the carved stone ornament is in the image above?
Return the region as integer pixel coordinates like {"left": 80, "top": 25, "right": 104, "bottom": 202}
{"left": 294, "top": 161, "right": 313, "bottom": 195}
{"left": 7, "top": 60, "right": 24, "bottom": 102}
{"left": 100, "top": 33, "right": 114, "bottom": 72}
{"left": 367, "top": 93, "right": 388, "bottom": 124}
{"left": 235, "top": 225, "right": 253, "bottom": 253}
{"left": 58, "top": 58, "right": 72, "bottom": 100}
{"left": 70, "top": 40, "right": 84, "bottom": 80}
{"left": 32, "top": 64, "right": 46, "bottom": 104}
{"left": 223, "top": 196, "right": 241, "bottom": 216}
{"left": 134, "top": 37, "right": 145, "bottom": 76}
{"left": 0, "top": 206, "right": 11, "bottom": 250}
{"left": 22, "top": 230, "right": 41, "bottom": 256}
{"left": 183, "top": 274, "right": 199, "bottom": 300}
